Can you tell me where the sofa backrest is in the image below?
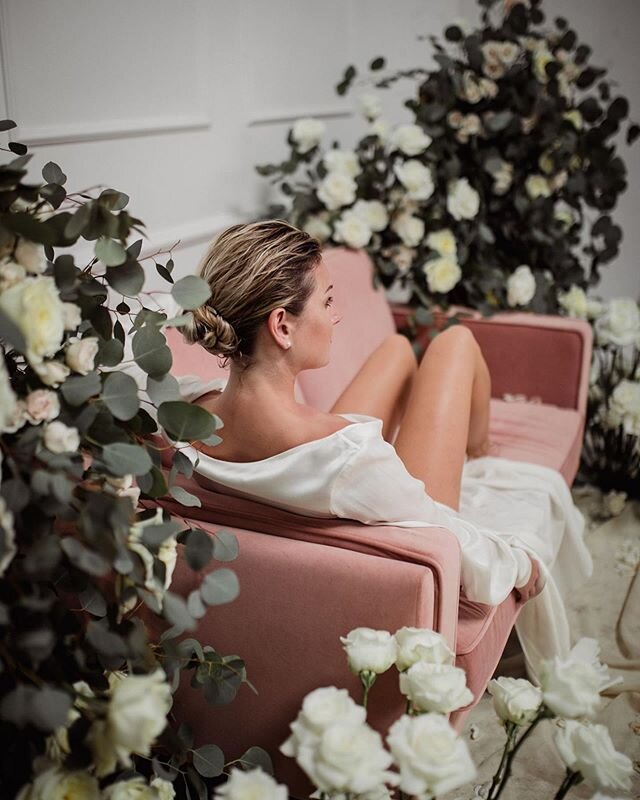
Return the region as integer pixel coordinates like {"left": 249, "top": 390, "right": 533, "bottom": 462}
{"left": 165, "top": 247, "right": 396, "bottom": 411}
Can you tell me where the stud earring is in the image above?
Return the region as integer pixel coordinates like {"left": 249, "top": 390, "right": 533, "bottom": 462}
{"left": 285, "top": 341, "right": 292, "bottom": 350}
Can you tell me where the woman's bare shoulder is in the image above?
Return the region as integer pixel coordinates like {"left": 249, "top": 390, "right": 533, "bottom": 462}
{"left": 193, "top": 396, "right": 353, "bottom": 462}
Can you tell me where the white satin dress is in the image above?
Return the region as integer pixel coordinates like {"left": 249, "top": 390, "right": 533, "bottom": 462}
{"left": 176, "top": 375, "right": 593, "bottom": 683}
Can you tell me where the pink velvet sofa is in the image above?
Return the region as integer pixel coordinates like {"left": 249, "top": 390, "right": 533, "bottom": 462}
{"left": 160, "top": 248, "right": 592, "bottom": 798}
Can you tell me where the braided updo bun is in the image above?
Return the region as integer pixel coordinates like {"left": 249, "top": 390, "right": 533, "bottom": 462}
{"left": 182, "top": 220, "right": 321, "bottom": 368}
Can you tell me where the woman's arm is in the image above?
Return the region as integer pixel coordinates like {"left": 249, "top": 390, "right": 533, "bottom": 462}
{"left": 329, "top": 334, "right": 418, "bottom": 442}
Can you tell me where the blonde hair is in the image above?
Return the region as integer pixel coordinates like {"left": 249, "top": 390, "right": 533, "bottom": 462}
{"left": 182, "top": 220, "right": 321, "bottom": 369}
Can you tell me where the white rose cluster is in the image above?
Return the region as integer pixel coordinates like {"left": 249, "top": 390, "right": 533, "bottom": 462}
{"left": 555, "top": 721, "right": 633, "bottom": 794}
{"left": 423, "top": 228, "right": 462, "bottom": 294}
{"left": 394, "top": 160, "right": 435, "bottom": 201}
{"left": 280, "top": 686, "right": 398, "bottom": 796}
{"left": 558, "top": 285, "right": 603, "bottom": 320}
{"left": 214, "top": 767, "right": 287, "bottom": 800}
{"left": 391, "top": 124, "right": 432, "bottom": 157}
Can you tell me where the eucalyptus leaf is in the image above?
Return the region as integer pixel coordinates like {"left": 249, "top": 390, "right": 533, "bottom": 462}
{"left": 239, "top": 746, "right": 274, "bottom": 775}
{"left": 158, "top": 401, "right": 217, "bottom": 442}
{"left": 184, "top": 528, "right": 214, "bottom": 570}
{"left": 42, "top": 161, "right": 67, "bottom": 186}
{"left": 192, "top": 744, "right": 224, "bottom": 778}
{"left": 102, "top": 443, "right": 153, "bottom": 476}
{"left": 60, "top": 372, "right": 102, "bottom": 406}
{"left": 95, "top": 237, "right": 127, "bottom": 267}
{"left": 102, "top": 372, "right": 140, "bottom": 421}
{"left": 106, "top": 260, "right": 145, "bottom": 296}
{"left": 132, "top": 326, "right": 173, "bottom": 377}
{"left": 171, "top": 275, "right": 212, "bottom": 310}
{"left": 212, "top": 530, "right": 239, "bottom": 563}
{"left": 0, "top": 308, "right": 27, "bottom": 353}
{"left": 200, "top": 568, "right": 240, "bottom": 606}
{"left": 146, "top": 373, "right": 181, "bottom": 405}
{"left": 169, "top": 485, "right": 202, "bottom": 508}
{"left": 163, "top": 592, "right": 197, "bottom": 631}
{"left": 60, "top": 537, "right": 110, "bottom": 577}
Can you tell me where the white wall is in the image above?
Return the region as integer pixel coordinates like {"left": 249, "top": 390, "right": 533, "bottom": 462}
{"left": 1, "top": 0, "right": 638, "bottom": 302}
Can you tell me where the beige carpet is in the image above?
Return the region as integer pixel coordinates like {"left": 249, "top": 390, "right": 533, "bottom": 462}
{"left": 447, "top": 487, "right": 640, "bottom": 800}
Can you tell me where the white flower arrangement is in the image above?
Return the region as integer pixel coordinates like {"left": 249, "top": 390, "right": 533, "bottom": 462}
{"left": 257, "top": 0, "right": 639, "bottom": 316}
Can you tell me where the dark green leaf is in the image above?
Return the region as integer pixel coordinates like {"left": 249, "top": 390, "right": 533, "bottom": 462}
{"left": 8, "top": 142, "right": 27, "bottom": 156}
{"left": 98, "top": 337, "right": 124, "bottom": 367}
{"left": 132, "top": 326, "right": 173, "bottom": 377}
{"left": 61, "top": 537, "right": 110, "bottom": 576}
{"left": 627, "top": 123, "right": 640, "bottom": 145}
{"left": 370, "top": 57, "right": 385, "bottom": 71}
{"left": 64, "top": 202, "right": 92, "bottom": 240}
{"left": 0, "top": 308, "right": 27, "bottom": 353}
{"left": 192, "top": 744, "right": 224, "bottom": 778}
{"left": 42, "top": 161, "right": 67, "bottom": 185}
{"left": 147, "top": 373, "right": 181, "bottom": 405}
{"left": 185, "top": 528, "right": 214, "bottom": 571}
{"left": 158, "top": 401, "right": 217, "bottom": 442}
{"left": 0, "top": 119, "right": 16, "bottom": 132}
{"left": 106, "top": 260, "right": 145, "bottom": 296}
{"left": 127, "top": 239, "right": 143, "bottom": 258}
{"left": 163, "top": 592, "right": 196, "bottom": 631}
{"left": 60, "top": 372, "right": 102, "bottom": 406}
{"left": 240, "top": 746, "right": 274, "bottom": 776}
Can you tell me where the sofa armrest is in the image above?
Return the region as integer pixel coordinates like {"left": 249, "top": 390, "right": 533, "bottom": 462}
{"left": 392, "top": 305, "right": 593, "bottom": 416}
{"left": 156, "top": 472, "right": 463, "bottom": 649}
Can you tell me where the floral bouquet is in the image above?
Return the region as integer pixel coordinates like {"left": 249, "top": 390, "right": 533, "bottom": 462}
{"left": 218, "top": 627, "right": 632, "bottom": 800}
{"left": 0, "top": 122, "right": 270, "bottom": 798}
{"left": 257, "top": 0, "right": 637, "bottom": 317}
{"left": 559, "top": 287, "right": 640, "bottom": 500}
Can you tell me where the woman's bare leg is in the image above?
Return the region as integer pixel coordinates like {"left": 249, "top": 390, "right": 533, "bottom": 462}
{"left": 393, "top": 326, "right": 490, "bottom": 511}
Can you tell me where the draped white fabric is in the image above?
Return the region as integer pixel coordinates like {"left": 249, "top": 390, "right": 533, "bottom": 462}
{"left": 177, "top": 375, "right": 593, "bottom": 682}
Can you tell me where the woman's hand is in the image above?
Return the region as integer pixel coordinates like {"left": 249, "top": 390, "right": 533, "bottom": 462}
{"left": 514, "top": 557, "right": 542, "bottom": 603}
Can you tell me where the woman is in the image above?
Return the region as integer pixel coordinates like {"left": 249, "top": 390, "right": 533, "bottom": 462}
{"left": 179, "top": 219, "right": 592, "bottom": 681}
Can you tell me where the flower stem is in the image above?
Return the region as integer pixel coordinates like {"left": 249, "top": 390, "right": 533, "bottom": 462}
{"left": 487, "top": 722, "right": 518, "bottom": 800}
{"left": 552, "top": 770, "right": 582, "bottom": 800}
{"left": 491, "top": 713, "right": 545, "bottom": 800}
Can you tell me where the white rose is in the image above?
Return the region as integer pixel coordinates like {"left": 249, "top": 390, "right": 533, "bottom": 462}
{"left": 610, "top": 380, "right": 640, "bottom": 437}
{"left": 559, "top": 286, "right": 589, "bottom": 319}
{"left": 479, "top": 77, "right": 499, "bottom": 98}
{"left": 65, "top": 336, "right": 99, "bottom": 375}
{"left": 14, "top": 238, "right": 47, "bottom": 274}
{"left": 43, "top": 420, "right": 80, "bottom": 454}
{"left": 488, "top": 677, "right": 543, "bottom": 725}
{"left": 555, "top": 721, "right": 633, "bottom": 793}
{"left": 389, "top": 245, "right": 415, "bottom": 274}
{"left": 540, "top": 638, "right": 617, "bottom": 719}
{"left": 33, "top": 359, "right": 71, "bottom": 388}
{"left": 280, "top": 686, "right": 366, "bottom": 757}
{"left": 297, "top": 719, "right": 398, "bottom": 795}
{"left": 399, "top": 661, "right": 473, "bottom": 713}
{"left": 22, "top": 766, "right": 100, "bottom": 800}
{"left": 498, "top": 41, "right": 521, "bottom": 65}
{"left": 391, "top": 124, "right": 432, "bottom": 157}
{"left": 554, "top": 200, "right": 579, "bottom": 228}
{"left": 291, "top": 117, "right": 325, "bottom": 154}
{"left": 563, "top": 110, "right": 584, "bottom": 130}
{"left": 392, "top": 214, "right": 425, "bottom": 248}
{"left": 323, "top": 148, "right": 362, "bottom": 178}
{"left": 426, "top": 229, "right": 457, "bottom": 258}
{"left": 424, "top": 257, "right": 462, "bottom": 295}
{"left": 603, "top": 490, "right": 627, "bottom": 518}
{"left": 303, "top": 215, "right": 332, "bottom": 242}
{"left": 393, "top": 160, "right": 435, "bottom": 201}
{"left": 507, "top": 265, "right": 536, "bottom": 307}
{"left": 526, "top": 174, "right": 552, "bottom": 199}
{"left": 359, "top": 94, "right": 382, "bottom": 120}
{"left": 102, "top": 777, "right": 157, "bottom": 800}
{"left": 0, "top": 496, "right": 17, "bottom": 578}
{"left": 61, "top": 302, "right": 82, "bottom": 331}
{"left": 0, "top": 355, "right": 18, "bottom": 434}
{"left": 333, "top": 211, "right": 372, "bottom": 249}
{"left": 24, "top": 389, "right": 60, "bottom": 424}
{"left": 128, "top": 508, "right": 177, "bottom": 595}
{"left": 352, "top": 199, "right": 388, "bottom": 232}
{"left": 370, "top": 118, "right": 390, "bottom": 141}
{"left": 90, "top": 669, "right": 172, "bottom": 777}
{"left": 0, "top": 260, "right": 26, "bottom": 290}
{"left": 0, "top": 276, "right": 65, "bottom": 365}
{"left": 394, "top": 627, "right": 455, "bottom": 671}
{"left": 317, "top": 172, "right": 357, "bottom": 211}
{"left": 214, "top": 767, "right": 287, "bottom": 800}
{"left": 387, "top": 713, "right": 476, "bottom": 798}
{"left": 533, "top": 44, "right": 554, "bottom": 83}
{"left": 150, "top": 779, "right": 175, "bottom": 800}
{"left": 339, "top": 627, "right": 397, "bottom": 674}
{"left": 462, "top": 71, "right": 483, "bottom": 104}
{"left": 447, "top": 178, "right": 480, "bottom": 220}
{"left": 595, "top": 298, "right": 640, "bottom": 347}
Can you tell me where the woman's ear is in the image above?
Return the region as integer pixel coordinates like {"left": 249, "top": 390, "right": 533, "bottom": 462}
{"left": 267, "top": 307, "right": 294, "bottom": 348}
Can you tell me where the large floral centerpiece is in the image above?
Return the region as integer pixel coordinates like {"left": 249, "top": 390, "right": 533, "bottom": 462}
{"left": 0, "top": 121, "right": 270, "bottom": 798}
{"left": 257, "top": 0, "right": 637, "bottom": 316}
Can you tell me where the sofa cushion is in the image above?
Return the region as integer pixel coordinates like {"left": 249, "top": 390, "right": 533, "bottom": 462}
{"left": 489, "top": 398, "right": 584, "bottom": 486}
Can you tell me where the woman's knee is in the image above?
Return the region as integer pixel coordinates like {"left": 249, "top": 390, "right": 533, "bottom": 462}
{"left": 428, "top": 324, "right": 478, "bottom": 357}
{"left": 385, "top": 333, "right": 418, "bottom": 374}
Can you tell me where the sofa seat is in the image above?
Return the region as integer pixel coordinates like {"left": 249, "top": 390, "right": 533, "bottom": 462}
{"left": 489, "top": 398, "right": 584, "bottom": 484}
